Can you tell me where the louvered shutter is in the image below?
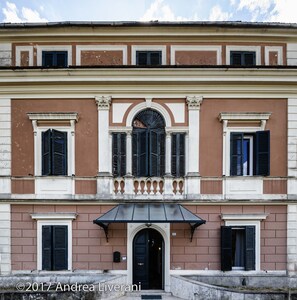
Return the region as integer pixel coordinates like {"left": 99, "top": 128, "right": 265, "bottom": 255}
{"left": 230, "top": 132, "right": 244, "bottom": 176}
{"left": 244, "top": 52, "right": 256, "bottom": 65}
{"left": 52, "top": 129, "right": 67, "bottom": 175}
{"left": 150, "top": 129, "right": 158, "bottom": 177}
{"left": 150, "top": 51, "right": 162, "bottom": 65}
{"left": 56, "top": 52, "right": 67, "bottom": 67}
{"left": 112, "top": 133, "right": 126, "bottom": 177}
{"left": 120, "top": 133, "right": 127, "bottom": 176}
{"left": 171, "top": 134, "right": 177, "bottom": 176}
{"left": 171, "top": 133, "right": 185, "bottom": 177}
{"left": 42, "top": 129, "right": 52, "bottom": 176}
{"left": 255, "top": 130, "right": 270, "bottom": 176}
{"left": 42, "top": 225, "right": 52, "bottom": 270}
{"left": 132, "top": 129, "right": 148, "bottom": 177}
{"left": 221, "top": 226, "right": 232, "bottom": 271}
{"left": 42, "top": 52, "right": 53, "bottom": 67}
{"left": 136, "top": 52, "right": 148, "bottom": 65}
{"left": 230, "top": 52, "right": 242, "bottom": 65}
{"left": 245, "top": 226, "right": 255, "bottom": 271}
{"left": 112, "top": 133, "right": 119, "bottom": 176}
{"left": 179, "top": 134, "right": 185, "bottom": 176}
{"left": 159, "top": 131, "right": 165, "bottom": 176}
{"left": 150, "top": 129, "right": 165, "bottom": 177}
{"left": 52, "top": 226, "right": 68, "bottom": 271}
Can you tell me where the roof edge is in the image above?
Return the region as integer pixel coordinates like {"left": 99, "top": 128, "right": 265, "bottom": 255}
{"left": 1, "top": 20, "right": 297, "bottom": 30}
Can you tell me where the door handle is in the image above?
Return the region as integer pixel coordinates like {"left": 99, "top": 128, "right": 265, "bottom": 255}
{"left": 138, "top": 263, "right": 144, "bottom": 266}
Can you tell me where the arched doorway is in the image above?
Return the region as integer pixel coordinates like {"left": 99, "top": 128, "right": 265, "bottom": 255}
{"left": 133, "top": 228, "right": 164, "bottom": 290}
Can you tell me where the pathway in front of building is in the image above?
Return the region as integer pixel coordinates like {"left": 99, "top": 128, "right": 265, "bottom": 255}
{"left": 118, "top": 291, "right": 183, "bottom": 300}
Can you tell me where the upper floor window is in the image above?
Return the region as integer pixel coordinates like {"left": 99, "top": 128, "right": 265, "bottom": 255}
{"left": 219, "top": 112, "right": 271, "bottom": 177}
{"left": 42, "top": 51, "right": 68, "bottom": 67}
{"left": 136, "top": 51, "right": 162, "bottom": 66}
{"left": 132, "top": 109, "right": 165, "bottom": 177}
{"left": 230, "top": 51, "right": 256, "bottom": 66}
{"left": 42, "top": 129, "right": 67, "bottom": 176}
{"left": 171, "top": 133, "right": 185, "bottom": 177}
{"left": 112, "top": 132, "right": 126, "bottom": 177}
{"left": 230, "top": 131, "right": 270, "bottom": 176}
{"left": 27, "top": 112, "right": 78, "bottom": 178}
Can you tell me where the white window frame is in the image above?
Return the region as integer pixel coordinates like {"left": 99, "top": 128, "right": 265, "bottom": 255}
{"left": 226, "top": 46, "right": 261, "bottom": 65}
{"left": 170, "top": 45, "right": 222, "bottom": 65}
{"left": 131, "top": 45, "right": 167, "bottom": 65}
{"left": 219, "top": 112, "right": 271, "bottom": 176}
{"left": 31, "top": 213, "right": 77, "bottom": 271}
{"left": 28, "top": 113, "right": 78, "bottom": 177}
{"left": 76, "top": 45, "right": 128, "bottom": 65}
{"left": 228, "top": 130, "right": 255, "bottom": 177}
{"left": 221, "top": 213, "right": 268, "bottom": 272}
{"left": 264, "top": 46, "right": 283, "bottom": 66}
{"left": 15, "top": 46, "right": 34, "bottom": 67}
{"left": 36, "top": 45, "right": 72, "bottom": 67}
{"left": 36, "top": 126, "right": 73, "bottom": 176}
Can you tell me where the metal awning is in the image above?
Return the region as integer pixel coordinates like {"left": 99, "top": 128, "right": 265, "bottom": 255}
{"left": 93, "top": 203, "right": 206, "bottom": 242}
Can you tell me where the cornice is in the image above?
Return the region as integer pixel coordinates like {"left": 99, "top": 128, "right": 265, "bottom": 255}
{"left": 1, "top": 68, "right": 297, "bottom": 97}
{"left": 2, "top": 67, "right": 297, "bottom": 84}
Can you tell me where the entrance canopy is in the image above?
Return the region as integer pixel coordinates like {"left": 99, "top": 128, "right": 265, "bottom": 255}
{"left": 93, "top": 203, "right": 206, "bottom": 242}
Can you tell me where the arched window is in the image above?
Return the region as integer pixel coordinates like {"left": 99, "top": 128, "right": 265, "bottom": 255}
{"left": 132, "top": 109, "right": 165, "bottom": 177}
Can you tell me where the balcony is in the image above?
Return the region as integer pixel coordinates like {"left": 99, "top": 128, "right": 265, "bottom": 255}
{"left": 113, "top": 176, "right": 185, "bottom": 200}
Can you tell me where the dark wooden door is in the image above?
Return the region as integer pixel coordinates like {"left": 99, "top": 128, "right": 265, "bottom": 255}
{"left": 133, "top": 229, "right": 163, "bottom": 290}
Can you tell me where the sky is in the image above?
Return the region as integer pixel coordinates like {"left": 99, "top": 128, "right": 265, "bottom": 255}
{"left": 0, "top": 0, "right": 296, "bottom": 24}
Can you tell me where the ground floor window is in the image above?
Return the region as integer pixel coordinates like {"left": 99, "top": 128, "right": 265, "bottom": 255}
{"left": 221, "top": 225, "right": 255, "bottom": 271}
{"left": 42, "top": 225, "right": 68, "bottom": 271}
{"left": 31, "top": 214, "right": 76, "bottom": 271}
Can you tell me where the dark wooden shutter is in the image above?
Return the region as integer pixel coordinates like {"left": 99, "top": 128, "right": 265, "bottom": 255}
{"left": 136, "top": 51, "right": 148, "bottom": 65}
{"left": 52, "top": 226, "right": 68, "bottom": 270}
{"left": 150, "top": 129, "right": 158, "bottom": 177}
{"left": 230, "top": 52, "right": 242, "bottom": 65}
{"left": 149, "top": 129, "right": 165, "bottom": 177}
{"left": 244, "top": 52, "right": 256, "bottom": 65}
{"left": 230, "top": 132, "right": 243, "bottom": 176}
{"left": 42, "top": 225, "right": 52, "bottom": 270}
{"left": 172, "top": 133, "right": 185, "bottom": 177}
{"left": 112, "top": 133, "right": 126, "bottom": 177}
{"left": 42, "top": 52, "right": 53, "bottom": 67}
{"left": 150, "top": 51, "right": 162, "bottom": 65}
{"left": 159, "top": 131, "right": 165, "bottom": 176}
{"left": 245, "top": 226, "right": 255, "bottom": 271}
{"left": 56, "top": 52, "right": 67, "bottom": 67}
{"left": 42, "top": 129, "right": 52, "bottom": 176}
{"left": 221, "top": 226, "right": 232, "bottom": 271}
{"left": 52, "top": 129, "right": 67, "bottom": 175}
{"left": 132, "top": 129, "right": 148, "bottom": 177}
{"left": 112, "top": 133, "right": 119, "bottom": 176}
{"left": 255, "top": 130, "right": 270, "bottom": 176}
{"left": 172, "top": 134, "right": 177, "bottom": 176}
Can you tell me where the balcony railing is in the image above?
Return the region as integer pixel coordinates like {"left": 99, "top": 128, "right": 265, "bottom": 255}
{"left": 113, "top": 177, "right": 184, "bottom": 197}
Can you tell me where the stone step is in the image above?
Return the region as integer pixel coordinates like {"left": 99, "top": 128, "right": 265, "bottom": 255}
{"left": 123, "top": 290, "right": 180, "bottom": 299}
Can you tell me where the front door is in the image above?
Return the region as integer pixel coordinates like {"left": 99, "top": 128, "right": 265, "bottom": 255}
{"left": 133, "top": 228, "right": 164, "bottom": 290}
